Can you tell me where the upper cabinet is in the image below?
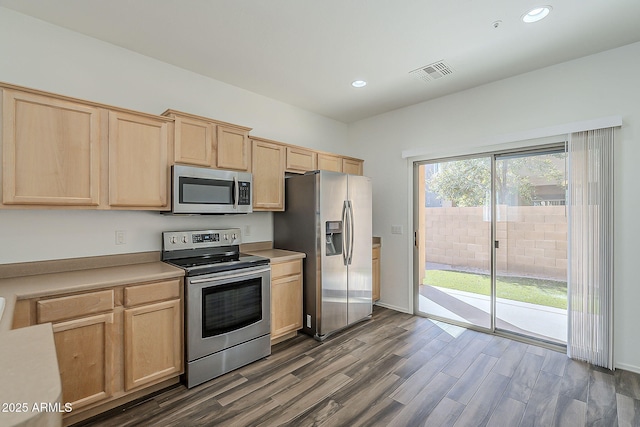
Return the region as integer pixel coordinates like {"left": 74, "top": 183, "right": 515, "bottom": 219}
{"left": 317, "top": 153, "right": 343, "bottom": 173}
{"left": 2, "top": 89, "right": 103, "bottom": 206}
{"left": 163, "top": 110, "right": 252, "bottom": 171}
{"left": 0, "top": 84, "right": 173, "bottom": 210}
{"left": 342, "top": 158, "right": 364, "bottom": 176}
{"left": 251, "top": 137, "right": 285, "bottom": 211}
{"left": 173, "top": 115, "right": 213, "bottom": 167}
{"left": 0, "top": 84, "right": 364, "bottom": 213}
{"left": 216, "top": 124, "right": 250, "bottom": 171}
{"left": 108, "top": 111, "right": 172, "bottom": 209}
{"left": 285, "top": 146, "right": 317, "bottom": 174}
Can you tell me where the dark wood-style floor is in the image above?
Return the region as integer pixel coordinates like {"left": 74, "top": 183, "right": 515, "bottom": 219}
{"left": 81, "top": 306, "right": 640, "bottom": 427}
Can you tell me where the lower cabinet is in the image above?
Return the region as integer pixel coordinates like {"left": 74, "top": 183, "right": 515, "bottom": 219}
{"left": 372, "top": 246, "right": 381, "bottom": 302}
{"left": 26, "top": 278, "right": 183, "bottom": 424}
{"left": 124, "top": 299, "right": 182, "bottom": 391}
{"left": 270, "top": 259, "right": 303, "bottom": 343}
{"left": 52, "top": 312, "right": 116, "bottom": 410}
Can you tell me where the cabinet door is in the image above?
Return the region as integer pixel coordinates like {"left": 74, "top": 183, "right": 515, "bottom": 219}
{"left": 124, "top": 299, "right": 182, "bottom": 391}
{"left": 271, "top": 260, "right": 303, "bottom": 340}
{"left": 174, "top": 116, "right": 213, "bottom": 167}
{"left": 108, "top": 111, "right": 170, "bottom": 208}
{"left": 52, "top": 313, "right": 115, "bottom": 410}
{"left": 342, "top": 158, "right": 364, "bottom": 176}
{"left": 216, "top": 125, "right": 249, "bottom": 171}
{"left": 317, "top": 153, "right": 342, "bottom": 173}
{"left": 252, "top": 139, "right": 285, "bottom": 211}
{"left": 2, "top": 89, "right": 101, "bottom": 206}
{"left": 372, "top": 247, "right": 381, "bottom": 302}
{"left": 285, "top": 146, "right": 317, "bottom": 173}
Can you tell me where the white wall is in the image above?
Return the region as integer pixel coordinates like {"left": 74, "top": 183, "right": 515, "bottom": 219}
{"left": 0, "top": 8, "right": 348, "bottom": 263}
{"left": 349, "top": 41, "right": 640, "bottom": 372}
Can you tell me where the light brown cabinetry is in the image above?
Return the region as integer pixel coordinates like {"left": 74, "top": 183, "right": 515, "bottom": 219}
{"left": 173, "top": 115, "right": 214, "bottom": 166}
{"left": 1, "top": 84, "right": 173, "bottom": 210}
{"left": 252, "top": 137, "right": 285, "bottom": 211}
{"left": 270, "top": 259, "right": 303, "bottom": 343}
{"left": 163, "top": 109, "right": 252, "bottom": 171}
{"left": 123, "top": 279, "right": 181, "bottom": 391}
{"left": 20, "top": 277, "right": 183, "bottom": 424}
{"left": 317, "top": 153, "right": 343, "bottom": 172}
{"left": 372, "top": 246, "right": 381, "bottom": 302}
{"left": 108, "top": 111, "right": 171, "bottom": 208}
{"left": 342, "top": 158, "right": 364, "bottom": 176}
{"left": 1, "top": 89, "right": 103, "bottom": 206}
{"left": 216, "top": 124, "right": 250, "bottom": 171}
{"left": 286, "top": 146, "right": 317, "bottom": 173}
{"left": 36, "top": 290, "right": 116, "bottom": 411}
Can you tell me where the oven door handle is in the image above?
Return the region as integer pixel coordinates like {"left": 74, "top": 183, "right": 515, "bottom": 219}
{"left": 189, "top": 266, "right": 271, "bottom": 284}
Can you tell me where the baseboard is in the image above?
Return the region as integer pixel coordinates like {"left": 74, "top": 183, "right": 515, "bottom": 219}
{"left": 374, "top": 301, "right": 412, "bottom": 314}
{"left": 615, "top": 362, "right": 640, "bottom": 374}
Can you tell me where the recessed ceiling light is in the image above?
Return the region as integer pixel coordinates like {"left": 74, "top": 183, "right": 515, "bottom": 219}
{"left": 522, "top": 6, "right": 552, "bottom": 23}
{"left": 351, "top": 80, "right": 367, "bottom": 88}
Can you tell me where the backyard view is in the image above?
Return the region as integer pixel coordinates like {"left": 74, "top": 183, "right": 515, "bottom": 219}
{"left": 418, "top": 150, "right": 568, "bottom": 344}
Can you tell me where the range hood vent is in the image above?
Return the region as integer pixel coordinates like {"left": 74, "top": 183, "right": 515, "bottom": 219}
{"left": 409, "top": 61, "right": 454, "bottom": 83}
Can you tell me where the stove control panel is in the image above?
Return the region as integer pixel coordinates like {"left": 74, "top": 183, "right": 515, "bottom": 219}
{"left": 163, "top": 228, "right": 241, "bottom": 251}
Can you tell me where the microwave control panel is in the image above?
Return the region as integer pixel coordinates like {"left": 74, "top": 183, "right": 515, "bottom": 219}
{"left": 238, "top": 181, "right": 251, "bottom": 205}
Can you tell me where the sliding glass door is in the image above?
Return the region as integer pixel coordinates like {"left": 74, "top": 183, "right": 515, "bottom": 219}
{"left": 415, "top": 147, "right": 567, "bottom": 345}
{"left": 416, "top": 156, "right": 492, "bottom": 330}
{"left": 494, "top": 150, "right": 567, "bottom": 344}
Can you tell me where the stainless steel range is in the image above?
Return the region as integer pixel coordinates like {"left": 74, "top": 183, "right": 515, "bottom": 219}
{"left": 162, "top": 228, "right": 271, "bottom": 388}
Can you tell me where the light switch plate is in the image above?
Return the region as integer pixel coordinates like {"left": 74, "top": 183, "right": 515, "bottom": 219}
{"left": 391, "top": 225, "right": 403, "bottom": 235}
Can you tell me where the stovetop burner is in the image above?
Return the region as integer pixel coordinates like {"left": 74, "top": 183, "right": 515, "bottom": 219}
{"left": 161, "top": 228, "right": 269, "bottom": 276}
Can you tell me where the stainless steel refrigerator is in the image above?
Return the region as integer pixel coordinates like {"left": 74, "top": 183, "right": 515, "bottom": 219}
{"left": 274, "top": 170, "right": 372, "bottom": 340}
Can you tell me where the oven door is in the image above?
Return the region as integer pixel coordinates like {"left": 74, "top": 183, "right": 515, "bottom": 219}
{"left": 186, "top": 265, "right": 270, "bottom": 362}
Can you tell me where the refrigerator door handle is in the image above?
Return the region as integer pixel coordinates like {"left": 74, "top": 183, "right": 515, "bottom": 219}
{"left": 348, "top": 201, "right": 355, "bottom": 265}
{"left": 342, "top": 200, "right": 349, "bottom": 266}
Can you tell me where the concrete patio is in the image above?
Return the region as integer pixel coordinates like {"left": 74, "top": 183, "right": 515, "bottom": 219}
{"left": 419, "top": 285, "right": 567, "bottom": 344}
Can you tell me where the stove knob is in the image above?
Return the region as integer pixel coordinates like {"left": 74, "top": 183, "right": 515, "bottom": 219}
{"left": 223, "top": 234, "right": 229, "bottom": 241}
{"left": 232, "top": 233, "right": 237, "bottom": 240}
{"left": 182, "top": 236, "right": 188, "bottom": 243}
{"left": 170, "top": 236, "right": 177, "bottom": 244}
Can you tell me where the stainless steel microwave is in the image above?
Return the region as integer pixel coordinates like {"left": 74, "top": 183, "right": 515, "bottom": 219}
{"left": 171, "top": 165, "right": 252, "bottom": 214}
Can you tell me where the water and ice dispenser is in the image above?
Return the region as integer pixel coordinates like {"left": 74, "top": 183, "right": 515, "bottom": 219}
{"left": 325, "top": 221, "right": 343, "bottom": 256}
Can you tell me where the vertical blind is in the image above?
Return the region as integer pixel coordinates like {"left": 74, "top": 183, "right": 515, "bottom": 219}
{"left": 567, "top": 127, "right": 614, "bottom": 369}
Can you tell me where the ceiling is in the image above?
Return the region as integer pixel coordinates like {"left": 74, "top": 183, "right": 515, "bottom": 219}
{"left": 2, "top": 1, "right": 640, "bottom": 123}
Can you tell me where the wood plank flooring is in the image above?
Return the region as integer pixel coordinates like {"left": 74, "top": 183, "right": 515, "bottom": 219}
{"left": 78, "top": 306, "right": 640, "bottom": 427}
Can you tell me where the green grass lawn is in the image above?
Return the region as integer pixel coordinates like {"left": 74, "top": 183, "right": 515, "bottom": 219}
{"left": 424, "top": 270, "right": 567, "bottom": 309}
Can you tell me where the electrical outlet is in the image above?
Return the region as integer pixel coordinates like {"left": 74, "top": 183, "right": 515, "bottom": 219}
{"left": 115, "top": 230, "right": 126, "bottom": 245}
{"left": 244, "top": 225, "right": 251, "bottom": 237}
{"left": 391, "top": 225, "right": 403, "bottom": 235}
{"left": 306, "top": 314, "right": 311, "bottom": 329}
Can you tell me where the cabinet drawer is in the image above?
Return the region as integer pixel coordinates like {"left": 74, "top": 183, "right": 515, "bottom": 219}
{"left": 124, "top": 279, "right": 181, "bottom": 307}
{"left": 271, "top": 260, "right": 302, "bottom": 279}
{"left": 37, "top": 289, "right": 114, "bottom": 324}
{"left": 373, "top": 246, "right": 380, "bottom": 259}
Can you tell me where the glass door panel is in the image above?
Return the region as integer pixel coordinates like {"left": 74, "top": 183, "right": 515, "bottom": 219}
{"left": 494, "top": 151, "right": 567, "bottom": 344}
{"left": 417, "top": 157, "right": 492, "bottom": 329}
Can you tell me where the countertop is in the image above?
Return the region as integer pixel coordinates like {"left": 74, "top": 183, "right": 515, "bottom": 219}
{"left": 244, "top": 248, "right": 306, "bottom": 263}
{"left": 0, "top": 324, "right": 62, "bottom": 427}
{"left": 0, "top": 261, "right": 185, "bottom": 332}
{"left": 0, "top": 256, "right": 184, "bottom": 427}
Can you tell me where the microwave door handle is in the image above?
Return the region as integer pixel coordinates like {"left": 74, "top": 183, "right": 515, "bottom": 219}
{"left": 233, "top": 176, "right": 239, "bottom": 210}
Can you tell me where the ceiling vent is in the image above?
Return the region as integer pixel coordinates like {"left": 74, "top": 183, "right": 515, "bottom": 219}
{"left": 409, "top": 61, "right": 453, "bottom": 83}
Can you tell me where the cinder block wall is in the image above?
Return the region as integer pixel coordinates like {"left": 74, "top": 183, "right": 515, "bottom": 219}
{"left": 425, "top": 206, "right": 567, "bottom": 280}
